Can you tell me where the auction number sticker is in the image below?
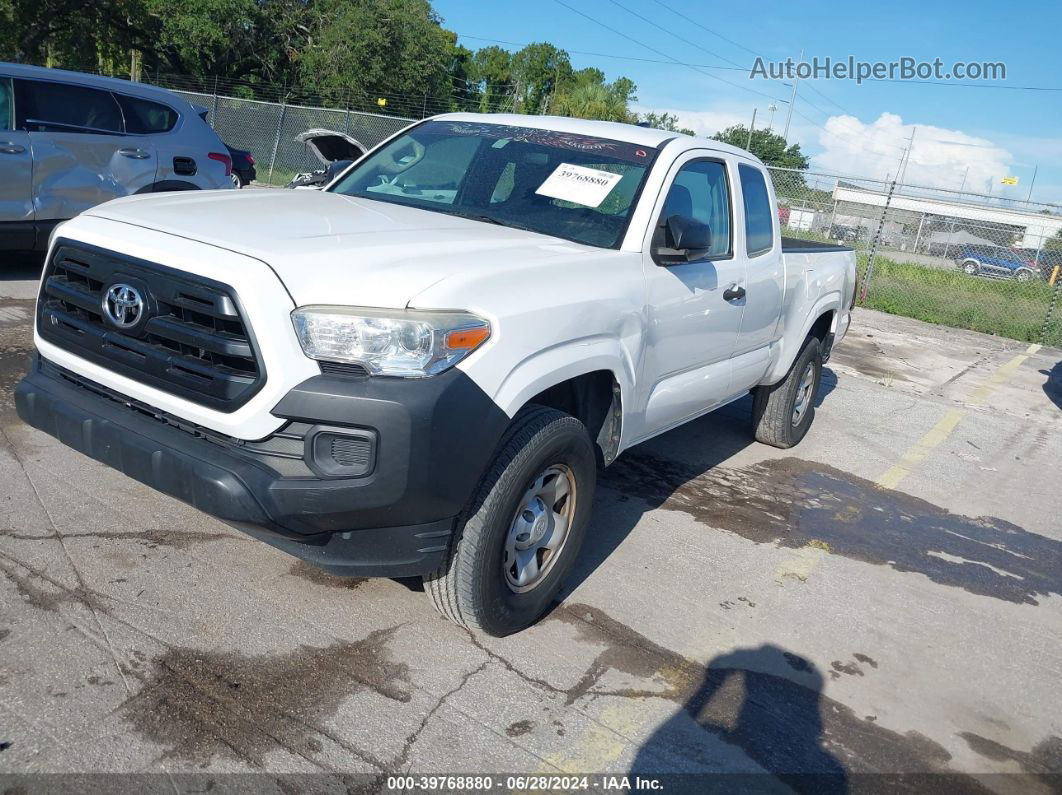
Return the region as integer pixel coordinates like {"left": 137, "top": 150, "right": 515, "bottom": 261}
{"left": 535, "top": 163, "right": 622, "bottom": 208}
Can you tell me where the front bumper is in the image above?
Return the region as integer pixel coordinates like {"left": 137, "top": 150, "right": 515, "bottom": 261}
{"left": 15, "top": 357, "right": 510, "bottom": 577}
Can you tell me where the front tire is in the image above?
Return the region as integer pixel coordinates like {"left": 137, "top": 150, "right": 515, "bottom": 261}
{"left": 752, "top": 336, "right": 823, "bottom": 449}
{"left": 425, "top": 406, "right": 596, "bottom": 636}
{"left": 961, "top": 259, "right": 980, "bottom": 275}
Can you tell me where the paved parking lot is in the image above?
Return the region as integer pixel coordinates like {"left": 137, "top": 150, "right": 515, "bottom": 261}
{"left": 1, "top": 259, "right": 1060, "bottom": 792}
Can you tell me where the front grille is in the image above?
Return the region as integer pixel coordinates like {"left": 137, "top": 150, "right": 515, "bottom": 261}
{"left": 37, "top": 240, "right": 264, "bottom": 412}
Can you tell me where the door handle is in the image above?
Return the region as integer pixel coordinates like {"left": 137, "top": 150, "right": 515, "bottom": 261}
{"left": 0, "top": 143, "right": 26, "bottom": 154}
{"left": 118, "top": 147, "right": 151, "bottom": 159}
{"left": 723, "top": 284, "right": 746, "bottom": 302}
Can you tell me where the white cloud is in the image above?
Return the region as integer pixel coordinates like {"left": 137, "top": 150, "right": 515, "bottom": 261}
{"left": 809, "top": 112, "right": 1014, "bottom": 192}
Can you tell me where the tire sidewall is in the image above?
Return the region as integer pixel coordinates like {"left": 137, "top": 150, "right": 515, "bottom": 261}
{"left": 468, "top": 421, "right": 596, "bottom": 635}
{"left": 788, "top": 338, "right": 823, "bottom": 445}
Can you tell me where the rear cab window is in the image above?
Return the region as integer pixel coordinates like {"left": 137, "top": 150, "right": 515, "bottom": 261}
{"left": 739, "top": 163, "right": 775, "bottom": 256}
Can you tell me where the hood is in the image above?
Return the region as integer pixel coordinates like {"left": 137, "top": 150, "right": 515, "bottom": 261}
{"left": 295, "top": 129, "right": 367, "bottom": 164}
{"left": 85, "top": 190, "right": 592, "bottom": 309}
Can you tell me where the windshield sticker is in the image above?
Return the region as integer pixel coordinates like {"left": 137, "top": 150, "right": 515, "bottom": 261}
{"left": 535, "top": 163, "right": 623, "bottom": 208}
{"left": 434, "top": 121, "right": 655, "bottom": 163}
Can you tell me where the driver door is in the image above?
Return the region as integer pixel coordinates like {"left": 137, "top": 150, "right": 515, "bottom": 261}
{"left": 639, "top": 154, "right": 747, "bottom": 437}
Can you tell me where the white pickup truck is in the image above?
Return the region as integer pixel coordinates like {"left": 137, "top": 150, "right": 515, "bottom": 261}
{"left": 16, "top": 113, "right": 855, "bottom": 634}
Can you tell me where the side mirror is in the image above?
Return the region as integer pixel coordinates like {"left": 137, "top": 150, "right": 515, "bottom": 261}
{"left": 654, "top": 215, "right": 712, "bottom": 264}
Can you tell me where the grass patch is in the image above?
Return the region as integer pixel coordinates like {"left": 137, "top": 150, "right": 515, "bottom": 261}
{"left": 860, "top": 254, "right": 1062, "bottom": 347}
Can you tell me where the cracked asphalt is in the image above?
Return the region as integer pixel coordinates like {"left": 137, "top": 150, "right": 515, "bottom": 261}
{"left": 1, "top": 258, "right": 1061, "bottom": 792}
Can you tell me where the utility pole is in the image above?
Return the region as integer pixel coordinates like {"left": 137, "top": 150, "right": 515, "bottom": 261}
{"left": 782, "top": 48, "right": 803, "bottom": 145}
{"left": 1026, "top": 165, "right": 1038, "bottom": 203}
{"left": 958, "top": 166, "right": 969, "bottom": 197}
{"left": 767, "top": 103, "right": 778, "bottom": 131}
{"left": 897, "top": 127, "right": 917, "bottom": 185}
{"left": 746, "top": 108, "right": 757, "bottom": 151}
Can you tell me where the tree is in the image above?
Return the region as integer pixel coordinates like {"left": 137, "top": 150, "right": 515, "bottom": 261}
{"left": 640, "top": 111, "right": 694, "bottom": 136}
{"left": 712, "top": 125, "right": 809, "bottom": 170}
{"left": 510, "top": 42, "right": 571, "bottom": 114}
{"left": 1045, "top": 230, "right": 1062, "bottom": 252}
{"left": 296, "top": 0, "right": 457, "bottom": 113}
{"left": 550, "top": 68, "right": 638, "bottom": 123}
{"left": 470, "top": 45, "right": 513, "bottom": 113}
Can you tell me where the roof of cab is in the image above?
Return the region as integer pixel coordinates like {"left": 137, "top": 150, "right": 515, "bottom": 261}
{"left": 431, "top": 112, "right": 759, "bottom": 161}
{"left": 0, "top": 62, "right": 195, "bottom": 110}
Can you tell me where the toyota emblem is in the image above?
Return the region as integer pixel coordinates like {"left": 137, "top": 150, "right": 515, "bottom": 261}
{"left": 102, "top": 283, "right": 144, "bottom": 329}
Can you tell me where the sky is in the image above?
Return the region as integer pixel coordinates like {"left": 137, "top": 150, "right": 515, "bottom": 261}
{"left": 434, "top": 0, "right": 1062, "bottom": 205}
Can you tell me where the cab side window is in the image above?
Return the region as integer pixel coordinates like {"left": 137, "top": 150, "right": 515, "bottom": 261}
{"left": 0, "top": 78, "right": 12, "bottom": 131}
{"left": 658, "top": 159, "right": 731, "bottom": 258}
{"left": 739, "top": 163, "right": 775, "bottom": 256}
{"left": 19, "top": 80, "right": 123, "bottom": 134}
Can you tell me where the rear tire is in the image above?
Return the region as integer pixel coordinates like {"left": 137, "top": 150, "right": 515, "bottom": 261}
{"left": 425, "top": 405, "right": 596, "bottom": 636}
{"left": 961, "top": 259, "right": 979, "bottom": 275}
{"left": 752, "top": 336, "right": 823, "bottom": 449}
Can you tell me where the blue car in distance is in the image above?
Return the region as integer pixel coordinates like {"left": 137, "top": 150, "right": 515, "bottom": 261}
{"left": 955, "top": 245, "right": 1041, "bottom": 282}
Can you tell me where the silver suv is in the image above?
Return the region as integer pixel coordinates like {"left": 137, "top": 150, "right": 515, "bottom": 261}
{"left": 0, "top": 64, "right": 233, "bottom": 252}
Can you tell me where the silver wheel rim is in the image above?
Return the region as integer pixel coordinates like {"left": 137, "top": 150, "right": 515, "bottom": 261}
{"left": 503, "top": 464, "right": 576, "bottom": 593}
{"left": 964, "top": 263, "right": 977, "bottom": 274}
{"left": 791, "top": 362, "right": 816, "bottom": 426}
{"left": 231, "top": 173, "right": 242, "bottom": 188}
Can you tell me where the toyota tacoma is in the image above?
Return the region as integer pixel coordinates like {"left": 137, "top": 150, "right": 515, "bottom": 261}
{"left": 16, "top": 113, "right": 856, "bottom": 635}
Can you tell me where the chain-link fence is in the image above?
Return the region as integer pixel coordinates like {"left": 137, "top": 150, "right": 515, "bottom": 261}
{"left": 170, "top": 89, "right": 414, "bottom": 187}
{"left": 148, "top": 73, "right": 1062, "bottom": 347}
{"left": 770, "top": 167, "right": 1062, "bottom": 347}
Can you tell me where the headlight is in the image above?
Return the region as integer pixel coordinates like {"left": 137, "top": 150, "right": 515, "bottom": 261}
{"left": 292, "top": 306, "right": 491, "bottom": 377}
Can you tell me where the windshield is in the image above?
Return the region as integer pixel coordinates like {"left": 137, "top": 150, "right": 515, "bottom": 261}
{"left": 329, "top": 120, "right": 660, "bottom": 249}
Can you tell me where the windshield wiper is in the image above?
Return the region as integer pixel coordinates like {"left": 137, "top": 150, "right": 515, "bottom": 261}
{"left": 446, "top": 210, "right": 540, "bottom": 235}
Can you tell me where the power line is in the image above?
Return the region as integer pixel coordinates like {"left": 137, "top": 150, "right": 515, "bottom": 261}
{"left": 550, "top": 0, "right": 789, "bottom": 104}
{"left": 602, "top": 0, "right": 746, "bottom": 70}
{"left": 646, "top": 0, "right": 763, "bottom": 60}
{"left": 456, "top": 33, "right": 748, "bottom": 71}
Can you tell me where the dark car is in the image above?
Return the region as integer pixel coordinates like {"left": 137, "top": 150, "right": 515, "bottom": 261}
{"left": 225, "top": 145, "right": 256, "bottom": 188}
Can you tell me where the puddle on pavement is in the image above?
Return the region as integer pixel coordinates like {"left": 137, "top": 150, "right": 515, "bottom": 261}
{"left": 553, "top": 603, "right": 1057, "bottom": 786}
{"left": 601, "top": 454, "right": 1062, "bottom": 605}
{"left": 123, "top": 627, "right": 411, "bottom": 767}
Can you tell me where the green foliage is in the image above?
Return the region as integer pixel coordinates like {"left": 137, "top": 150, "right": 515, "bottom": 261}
{"left": 860, "top": 255, "right": 1062, "bottom": 346}
{"left": 640, "top": 111, "right": 694, "bottom": 137}
{"left": 1, "top": 0, "right": 641, "bottom": 123}
{"left": 550, "top": 69, "right": 638, "bottom": 123}
{"left": 712, "top": 124, "right": 809, "bottom": 170}
{"left": 1045, "top": 229, "right": 1062, "bottom": 252}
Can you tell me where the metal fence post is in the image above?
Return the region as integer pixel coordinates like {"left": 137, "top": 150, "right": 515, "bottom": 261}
{"left": 267, "top": 99, "right": 288, "bottom": 184}
{"left": 210, "top": 76, "right": 219, "bottom": 128}
{"left": 858, "top": 179, "right": 897, "bottom": 304}
{"left": 1040, "top": 275, "right": 1061, "bottom": 346}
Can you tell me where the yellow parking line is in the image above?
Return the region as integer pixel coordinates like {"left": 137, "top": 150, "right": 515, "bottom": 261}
{"left": 539, "top": 343, "right": 1040, "bottom": 777}
{"left": 875, "top": 342, "right": 1040, "bottom": 490}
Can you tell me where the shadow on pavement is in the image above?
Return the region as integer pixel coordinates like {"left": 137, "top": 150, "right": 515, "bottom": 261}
{"left": 558, "top": 369, "right": 838, "bottom": 600}
{"left": 630, "top": 645, "right": 846, "bottom": 793}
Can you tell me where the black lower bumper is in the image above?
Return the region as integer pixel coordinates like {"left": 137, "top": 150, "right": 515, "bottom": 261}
{"left": 14, "top": 358, "right": 510, "bottom": 577}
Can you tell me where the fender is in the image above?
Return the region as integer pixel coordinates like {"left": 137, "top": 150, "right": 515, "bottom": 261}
{"left": 484, "top": 336, "right": 636, "bottom": 448}
{"left": 762, "top": 290, "right": 844, "bottom": 385}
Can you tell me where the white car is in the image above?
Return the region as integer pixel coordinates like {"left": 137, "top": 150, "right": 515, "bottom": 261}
{"left": 16, "top": 113, "right": 856, "bottom": 635}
